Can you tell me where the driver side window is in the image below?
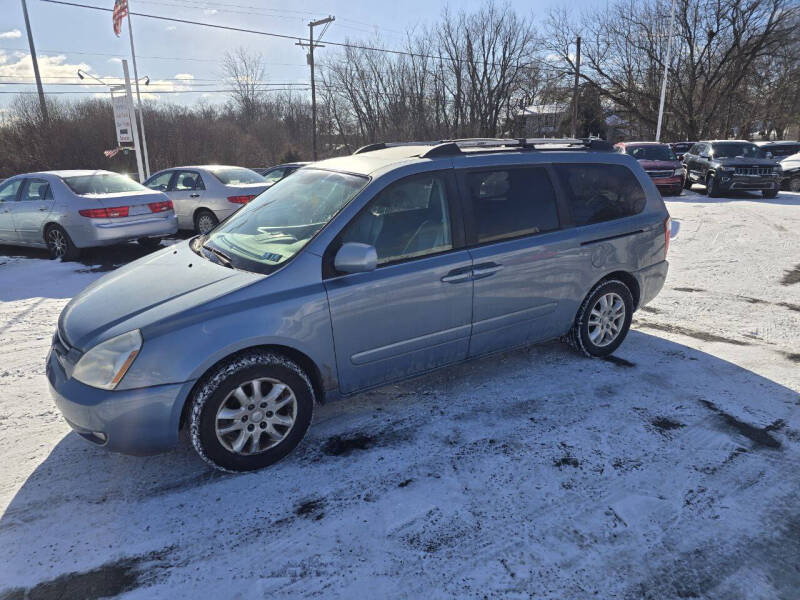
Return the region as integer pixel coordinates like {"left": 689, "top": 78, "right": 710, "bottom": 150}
{"left": 340, "top": 173, "right": 453, "bottom": 266}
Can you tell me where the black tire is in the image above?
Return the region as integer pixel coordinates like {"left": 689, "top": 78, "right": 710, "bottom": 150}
{"left": 190, "top": 351, "right": 315, "bottom": 472}
{"left": 790, "top": 177, "right": 800, "bottom": 193}
{"left": 194, "top": 209, "right": 218, "bottom": 235}
{"left": 762, "top": 188, "right": 778, "bottom": 199}
{"left": 137, "top": 237, "right": 163, "bottom": 250}
{"left": 706, "top": 173, "right": 721, "bottom": 198}
{"left": 683, "top": 173, "right": 692, "bottom": 189}
{"left": 45, "top": 224, "right": 80, "bottom": 260}
{"left": 568, "top": 279, "right": 634, "bottom": 358}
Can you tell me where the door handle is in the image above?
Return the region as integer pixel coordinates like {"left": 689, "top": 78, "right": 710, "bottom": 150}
{"left": 441, "top": 267, "right": 472, "bottom": 284}
{"left": 472, "top": 262, "right": 503, "bottom": 280}
{"left": 190, "top": 193, "right": 200, "bottom": 198}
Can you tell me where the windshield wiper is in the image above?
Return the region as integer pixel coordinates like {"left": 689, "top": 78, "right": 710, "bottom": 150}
{"left": 201, "top": 243, "right": 233, "bottom": 268}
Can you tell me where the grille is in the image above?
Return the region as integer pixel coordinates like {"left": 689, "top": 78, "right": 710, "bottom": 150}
{"left": 734, "top": 166, "right": 772, "bottom": 176}
{"left": 647, "top": 170, "right": 674, "bottom": 178}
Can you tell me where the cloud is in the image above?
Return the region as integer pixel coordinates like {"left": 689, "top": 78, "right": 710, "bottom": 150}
{"left": 0, "top": 29, "right": 23, "bottom": 39}
{"left": 0, "top": 50, "right": 91, "bottom": 81}
{"left": 165, "top": 25, "right": 177, "bottom": 31}
{"left": 174, "top": 73, "right": 194, "bottom": 80}
{"left": 107, "top": 57, "right": 122, "bottom": 64}
{"left": 203, "top": 8, "right": 218, "bottom": 15}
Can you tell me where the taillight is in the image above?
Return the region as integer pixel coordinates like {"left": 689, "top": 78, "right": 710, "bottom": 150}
{"left": 664, "top": 216, "right": 671, "bottom": 258}
{"left": 148, "top": 200, "right": 173, "bottom": 213}
{"left": 227, "top": 195, "right": 256, "bottom": 204}
{"left": 78, "top": 206, "right": 129, "bottom": 218}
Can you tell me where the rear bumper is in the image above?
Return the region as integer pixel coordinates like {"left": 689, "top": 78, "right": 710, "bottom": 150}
{"left": 76, "top": 214, "right": 178, "bottom": 247}
{"left": 46, "top": 347, "right": 188, "bottom": 455}
{"left": 635, "top": 260, "right": 669, "bottom": 308}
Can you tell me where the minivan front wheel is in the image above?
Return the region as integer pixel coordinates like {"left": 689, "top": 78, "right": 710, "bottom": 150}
{"left": 190, "top": 352, "right": 314, "bottom": 472}
{"left": 568, "top": 280, "right": 634, "bottom": 357}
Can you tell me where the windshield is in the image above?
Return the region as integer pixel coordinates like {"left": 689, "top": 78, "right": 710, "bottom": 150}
{"left": 626, "top": 145, "right": 676, "bottom": 161}
{"left": 208, "top": 167, "right": 266, "bottom": 185}
{"left": 62, "top": 173, "right": 145, "bottom": 195}
{"left": 203, "top": 168, "right": 368, "bottom": 273}
{"left": 712, "top": 143, "right": 766, "bottom": 159}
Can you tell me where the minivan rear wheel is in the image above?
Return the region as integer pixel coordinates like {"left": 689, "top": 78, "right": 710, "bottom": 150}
{"left": 190, "top": 351, "right": 314, "bottom": 472}
{"left": 568, "top": 279, "right": 634, "bottom": 357}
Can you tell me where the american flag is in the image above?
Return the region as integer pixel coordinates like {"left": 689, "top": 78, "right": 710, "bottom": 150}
{"left": 112, "top": 0, "right": 128, "bottom": 37}
{"left": 104, "top": 148, "right": 120, "bottom": 158}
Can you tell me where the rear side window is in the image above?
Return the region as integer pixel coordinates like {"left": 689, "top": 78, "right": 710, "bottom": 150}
{"left": 554, "top": 164, "right": 646, "bottom": 226}
{"left": 466, "top": 168, "right": 559, "bottom": 243}
{"left": 21, "top": 178, "right": 53, "bottom": 201}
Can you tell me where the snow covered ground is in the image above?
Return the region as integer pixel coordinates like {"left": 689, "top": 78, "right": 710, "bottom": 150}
{"left": 0, "top": 189, "right": 798, "bottom": 599}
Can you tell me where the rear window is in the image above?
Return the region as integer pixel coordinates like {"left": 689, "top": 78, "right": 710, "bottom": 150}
{"left": 62, "top": 173, "right": 146, "bottom": 196}
{"left": 466, "top": 168, "right": 560, "bottom": 243}
{"left": 208, "top": 167, "right": 266, "bottom": 185}
{"left": 625, "top": 145, "right": 676, "bottom": 161}
{"left": 554, "top": 164, "right": 646, "bottom": 226}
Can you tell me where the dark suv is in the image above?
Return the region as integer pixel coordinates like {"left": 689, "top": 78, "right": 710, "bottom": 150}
{"left": 682, "top": 141, "right": 781, "bottom": 198}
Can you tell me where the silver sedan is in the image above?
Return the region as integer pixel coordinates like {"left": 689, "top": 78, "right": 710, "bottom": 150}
{"left": 143, "top": 165, "right": 270, "bottom": 234}
{"left": 0, "top": 170, "right": 178, "bottom": 259}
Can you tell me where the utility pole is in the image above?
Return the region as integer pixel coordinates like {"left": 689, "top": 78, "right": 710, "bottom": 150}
{"left": 655, "top": 0, "right": 677, "bottom": 142}
{"left": 297, "top": 16, "right": 334, "bottom": 161}
{"left": 571, "top": 36, "right": 581, "bottom": 139}
{"left": 126, "top": 1, "right": 150, "bottom": 178}
{"left": 20, "top": 0, "right": 48, "bottom": 122}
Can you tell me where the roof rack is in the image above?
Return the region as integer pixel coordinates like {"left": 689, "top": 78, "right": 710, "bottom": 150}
{"left": 353, "top": 137, "right": 613, "bottom": 158}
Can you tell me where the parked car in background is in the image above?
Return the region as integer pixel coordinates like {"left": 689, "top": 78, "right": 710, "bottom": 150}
{"left": 0, "top": 170, "right": 177, "bottom": 259}
{"left": 615, "top": 141, "right": 683, "bottom": 196}
{"left": 682, "top": 141, "right": 781, "bottom": 198}
{"left": 254, "top": 162, "right": 310, "bottom": 187}
{"left": 778, "top": 151, "right": 800, "bottom": 192}
{"left": 669, "top": 142, "right": 695, "bottom": 161}
{"left": 48, "top": 138, "right": 670, "bottom": 471}
{"left": 753, "top": 140, "right": 800, "bottom": 159}
{"left": 144, "top": 166, "right": 269, "bottom": 234}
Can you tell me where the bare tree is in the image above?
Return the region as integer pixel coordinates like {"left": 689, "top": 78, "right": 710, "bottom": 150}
{"left": 222, "top": 47, "right": 267, "bottom": 122}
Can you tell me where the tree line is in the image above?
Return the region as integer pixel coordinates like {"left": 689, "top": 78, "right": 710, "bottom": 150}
{"left": 0, "top": 0, "right": 797, "bottom": 178}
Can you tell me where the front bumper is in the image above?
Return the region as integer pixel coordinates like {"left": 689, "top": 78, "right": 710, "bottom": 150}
{"left": 716, "top": 174, "right": 779, "bottom": 191}
{"left": 635, "top": 260, "right": 669, "bottom": 308}
{"left": 46, "top": 348, "right": 187, "bottom": 455}
{"left": 80, "top": 214, "right": 178, "bottom": 247}
{"left": 652, "top": 176, "right": 683, "bottom": 194}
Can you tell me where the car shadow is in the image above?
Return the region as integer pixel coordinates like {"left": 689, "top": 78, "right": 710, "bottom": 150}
{"left": 1, "top": 331, "right": 798, "bottom": 598}
{"left": 669, "top": 187, "right": 800, "bottom": 205}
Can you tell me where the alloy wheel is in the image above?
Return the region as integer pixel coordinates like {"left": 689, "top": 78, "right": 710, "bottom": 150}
{"left": 214, "top": 378, "right": 297, "bottom": 455}
{"left": 197, "top": 214, "right": 216, "bottom": 234}
{"left": 587, "top": 292, "right": 626, "bottom": 347}
{"left": 47, "top": 228, "right": 67, "bottom": 258}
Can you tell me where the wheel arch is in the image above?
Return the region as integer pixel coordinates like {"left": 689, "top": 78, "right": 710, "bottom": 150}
{"left": 178, "top": 343, "right": 326, "bottom": 430}
{"left": 589, "top": 271, "right": 641, "bottom": 310}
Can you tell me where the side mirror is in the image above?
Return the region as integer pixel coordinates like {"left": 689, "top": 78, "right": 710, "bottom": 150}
{"left": 766, "top": 151, "right": 773, "bottom": 159}
{"left": 699, "top": 152, "right": 709, "bottom": 159}
{"left": 334, "top": 242, "right": 377, "bottom": 274}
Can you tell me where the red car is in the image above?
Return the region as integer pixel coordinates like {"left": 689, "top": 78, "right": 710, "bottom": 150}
{"left": 614, "top": 141, "right": 683, "bottom": 196}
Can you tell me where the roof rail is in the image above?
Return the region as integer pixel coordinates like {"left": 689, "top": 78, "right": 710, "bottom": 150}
{"left": 353, "top": 137, "right": 613, "bottom": 157}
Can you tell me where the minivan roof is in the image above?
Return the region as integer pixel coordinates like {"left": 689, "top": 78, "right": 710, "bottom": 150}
{"left": 313, "top": 138, "right": 615, "bottom": 176}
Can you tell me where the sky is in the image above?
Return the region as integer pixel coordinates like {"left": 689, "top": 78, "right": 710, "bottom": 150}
{"left": 0, "top": 0, "right": 597, "bottom": 112}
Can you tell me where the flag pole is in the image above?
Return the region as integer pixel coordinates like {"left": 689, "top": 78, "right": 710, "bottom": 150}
{"left": 126, "top": 1, "right": 150, "bottom": 178}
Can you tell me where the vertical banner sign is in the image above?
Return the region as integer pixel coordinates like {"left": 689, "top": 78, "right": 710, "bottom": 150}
{"left": 111, "top": 86, "right": 133, "bottom": 145}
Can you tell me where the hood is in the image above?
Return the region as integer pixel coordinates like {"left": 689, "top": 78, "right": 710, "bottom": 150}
{"left": 59, "top": 242, "right": 261, "bottom": 351}
{"left": 637, "top": 159, "right": 680, "bottom": 170}
{"left": 714, "top": 156, "right": 778, "bottom": 167}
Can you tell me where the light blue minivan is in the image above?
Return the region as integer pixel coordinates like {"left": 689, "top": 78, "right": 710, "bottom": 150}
{"left": 47, "top": 139, "right": 670, "bottom": 471}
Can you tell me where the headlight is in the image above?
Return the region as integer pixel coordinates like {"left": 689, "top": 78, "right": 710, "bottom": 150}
{"left": 673, "top": 168, "right": 684, "bottom": 177}
{"left": 72, "top": 330, "right": 142, "bottom": 390}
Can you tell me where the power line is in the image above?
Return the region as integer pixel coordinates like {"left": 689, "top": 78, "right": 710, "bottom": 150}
{"left": 38, "top": 0, "right": 551, "bottom": 70}
{"left": 0, "top": 87, "right": 307, "bottom": 94}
